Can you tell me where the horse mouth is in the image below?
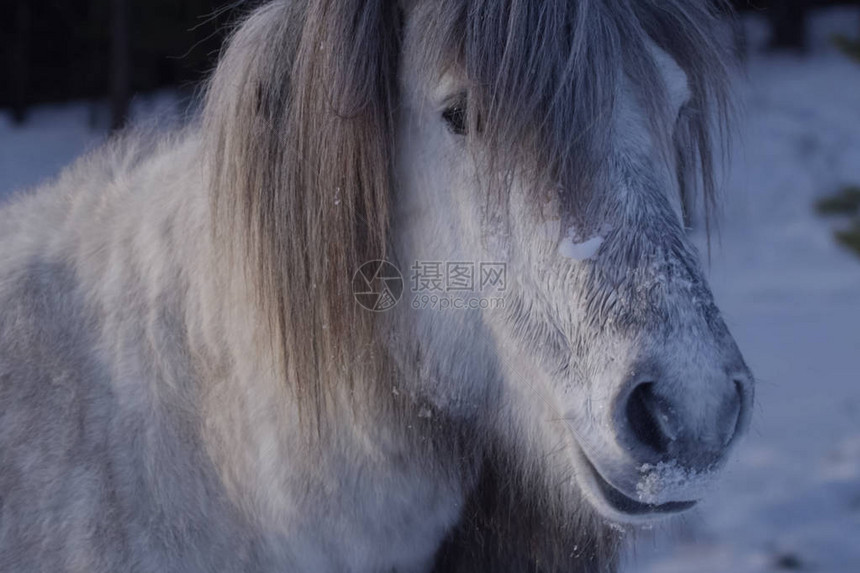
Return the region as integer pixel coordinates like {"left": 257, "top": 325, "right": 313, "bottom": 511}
{"left": 577, "top": 452, "right": 697, "bottom": 519}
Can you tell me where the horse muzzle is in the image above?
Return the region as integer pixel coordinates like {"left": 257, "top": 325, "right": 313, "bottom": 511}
{"left": 573, "top": 355, "right": 754, "bottom": 524}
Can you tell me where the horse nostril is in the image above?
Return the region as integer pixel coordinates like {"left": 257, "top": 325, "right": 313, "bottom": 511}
{"left": 624, "top": 382, "right": 674, "bottom": 456}
{"left": 617, "top": 371, "right": 753, "bottom": 468}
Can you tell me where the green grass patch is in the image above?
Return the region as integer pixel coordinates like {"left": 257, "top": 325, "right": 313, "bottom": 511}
{"left": 834, "top": 35, "right": 860, "bottom": 63}
{"left": 817, "top": 187, "right": 860, "bottom": 258}
{"left": 835, "top": 222, "right": 860, "bottom": 257}
{"left": 816, "top": 186, "right": 860, "bottom": 216}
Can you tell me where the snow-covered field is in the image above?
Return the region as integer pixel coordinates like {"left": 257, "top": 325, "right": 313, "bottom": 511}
{"left": 0, "top": 91, "right": 184, "bottom": 202}
{"left": 1, "top": 9, "right": 858, "bottom": 573}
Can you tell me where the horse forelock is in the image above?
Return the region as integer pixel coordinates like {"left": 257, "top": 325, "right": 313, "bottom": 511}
{"left": 202, "top": 0, "right": 734, "bottom": 428}
{"left": 203, "top": 0, "right": 401, "bottom": 432}
{"left": 411, "top": 0, "right": 734, "bottom": 216}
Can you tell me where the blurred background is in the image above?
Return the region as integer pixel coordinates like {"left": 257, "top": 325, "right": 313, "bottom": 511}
{"left": 1, "top": 0, "right": 239, "bottom": 128}
{"left": 1, "top": 1, "right": 859, "bottom": 572}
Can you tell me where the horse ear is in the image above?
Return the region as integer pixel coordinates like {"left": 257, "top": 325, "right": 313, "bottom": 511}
{"left": 204, "top": 0, "right": 402, "bottom": 418}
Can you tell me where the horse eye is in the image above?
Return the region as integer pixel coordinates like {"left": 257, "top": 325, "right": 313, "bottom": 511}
{"left": 442, "top": 100, "right": 468, "bottom": 136}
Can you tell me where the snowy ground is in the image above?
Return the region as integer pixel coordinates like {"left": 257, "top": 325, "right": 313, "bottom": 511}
{"left": 0, "top": 91, "right": 185, "bottom": 202}
{"left": 1, "top": 9, "right": 859, "bottom": 573}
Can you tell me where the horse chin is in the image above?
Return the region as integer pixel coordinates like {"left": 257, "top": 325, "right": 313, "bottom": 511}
{"left": 572, "top": 447, "right": 697, "bottom": 526}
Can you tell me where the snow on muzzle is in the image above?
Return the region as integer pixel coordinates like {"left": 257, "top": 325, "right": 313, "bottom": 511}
{"left": 576, "top": 345, "right": 754, "bottom": 523}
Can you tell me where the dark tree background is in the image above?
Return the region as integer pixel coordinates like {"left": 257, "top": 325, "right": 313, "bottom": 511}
{"left": 1, "top": 0, "right": 858, "bottom": 130}
{"left": 733, "top": 0, "right": 860, "bottom": 50}
{"left": 0, "top": 0, "right": 244, "bottom": 129}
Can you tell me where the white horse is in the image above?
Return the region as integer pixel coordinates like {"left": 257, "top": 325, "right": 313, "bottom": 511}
{"left": 0, "top": 1, "right": 752, "bottom": 571}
